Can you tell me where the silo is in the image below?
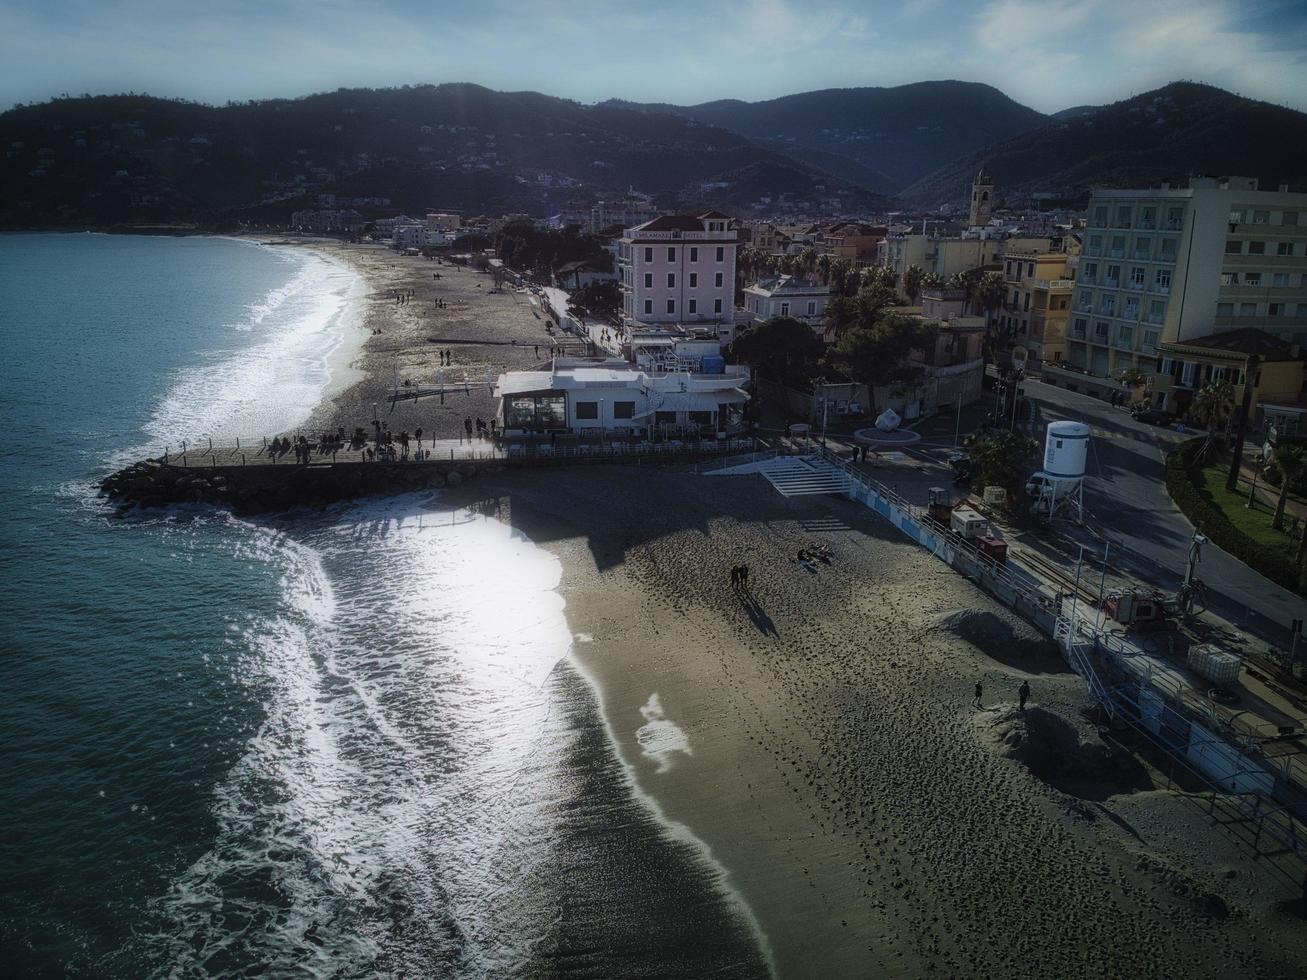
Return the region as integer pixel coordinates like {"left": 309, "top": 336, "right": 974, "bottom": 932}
{"left": 1043, "top": 420, "right": 1089, "bottom": 490}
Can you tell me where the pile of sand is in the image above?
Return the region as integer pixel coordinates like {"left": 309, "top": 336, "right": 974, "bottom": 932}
{"left": 931, "top": 607, "right": 1063, "bottom": 671}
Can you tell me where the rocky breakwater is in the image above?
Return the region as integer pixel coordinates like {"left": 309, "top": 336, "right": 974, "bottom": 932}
{"left": 99, "top": 458, "right": 489, "bottom": 515}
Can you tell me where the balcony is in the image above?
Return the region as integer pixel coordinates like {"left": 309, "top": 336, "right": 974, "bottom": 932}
{"left": 1076, "top": 303, "right": 1093, "bottom": 313}
{"left": 1109, "top": 249, "right": 1124, "bottom": 259}
{"left": 1138, "top": 219, "right": 1156, "bottom": 230}
{"left": 1126, "top": 281, "right": 1145, "bottom": 291}
{"left": 1103, "top": 277, "right": 1120, "bottom": 288}
{"left": 1151, "top": 283, "right": 1171, "bottom": 295}
{"left": 1144, "top": 312, "right": 1165, "bottom": 325}
{"left": 1165, "top": 219, "right": 1183, "bottom": 230}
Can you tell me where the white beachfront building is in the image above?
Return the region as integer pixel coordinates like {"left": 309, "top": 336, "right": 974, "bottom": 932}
{"left": 494, "top": 356, "right": 750, "bottom": 438}
{"left": 742, "top": 275, "right": 830, "bottom": 327}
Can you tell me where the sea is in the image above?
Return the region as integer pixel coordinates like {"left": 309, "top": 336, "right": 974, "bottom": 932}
{"left": 0, "top": 233, "right": 766, "bottom": 978}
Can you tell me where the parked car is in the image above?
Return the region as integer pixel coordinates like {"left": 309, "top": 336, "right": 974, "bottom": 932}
{"left": 1131, "top": 408, "right": 1175, "bottom": 426}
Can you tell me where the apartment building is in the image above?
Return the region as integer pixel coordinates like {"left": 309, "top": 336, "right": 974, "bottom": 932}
{"left": 816, "top": 222, "right": 887, "bottom": 267}
{"left": 879, "top": 232, "right": 1051, "bottom": 282}
{"left": 997, "top": 248, "right": 1075, "bottom": 368}
{"left": 618, "top": 211, "right": 738, "bottom": 330}
{"left": 1066, "top": 176, "right": 1307, "bottom": 382}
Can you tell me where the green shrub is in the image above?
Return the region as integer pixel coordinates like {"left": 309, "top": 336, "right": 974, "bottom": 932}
{"left": 1165, "top": 438, "right": 1301, "bottom": 593}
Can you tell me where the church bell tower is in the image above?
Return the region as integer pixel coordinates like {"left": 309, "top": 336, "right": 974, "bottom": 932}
{"left": 969, "top": 168, "right": 994, "bottom": 227}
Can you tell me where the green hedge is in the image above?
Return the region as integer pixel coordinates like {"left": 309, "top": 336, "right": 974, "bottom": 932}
{"left": 1164, "top": 438, "right": 1302, "bottom": 593}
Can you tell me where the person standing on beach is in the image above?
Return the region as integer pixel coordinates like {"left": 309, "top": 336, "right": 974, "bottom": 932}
{"left": 1018, "top": 680, "right": 1031, "bottom": 712}
{"left": 972, "top": 681, "right": 983, "bottom": 708}
{"left": 740, "top": 565, "right": 749, "bottom": 589}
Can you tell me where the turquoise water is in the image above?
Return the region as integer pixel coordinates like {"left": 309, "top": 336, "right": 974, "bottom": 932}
{"left": 0, "top": 234, "right": 764, "bottom": 978}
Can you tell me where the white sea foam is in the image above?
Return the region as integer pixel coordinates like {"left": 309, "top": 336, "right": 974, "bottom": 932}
{"left": 636, "top": 692, "right": 693, "bottom": 773}
{"left": 132, "top": 246, "right": 366, "bottom": 459}
{"left": 147, "top": 497, "right": 577, "bottom": 976}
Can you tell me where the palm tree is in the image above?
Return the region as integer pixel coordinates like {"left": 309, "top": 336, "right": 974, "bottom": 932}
{"left": 1273, "top": 444, "right": 1305, "bottom": 531}
{"left": 816, "top": 253, "right": 833, "bottom": 285}
{"left": 799, "top": 247, "right": 819, "bottom": 278}
{"left": 828, "top": 260, "right": 848, "bottom": 297}
{"left": 976, "top": 272, "right": 1006, "bottom": 321}
{"left": 921, "top": 271, "right": 945, "bottom": 293}
{"left": 1191, "top": 379, "right": 1235, "bottom": 437}
{"left": 902, "top": 265, "right": 924, "bottom": 304}
{"left": 824, "top": 294, "right": 858, "bottom": 342}
{"left": 949, "top": 269, "right": 980, "bottom": 314}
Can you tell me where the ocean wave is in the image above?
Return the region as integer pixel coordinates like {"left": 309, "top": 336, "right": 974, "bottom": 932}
{"left": 135, "top": 497, "right": 576, "bottom": 977}
{"left": 119, "top": 249, "right": 366, "bottom": 465}
{"left": 237, "top": 250, "right": 310, "bottom": 330}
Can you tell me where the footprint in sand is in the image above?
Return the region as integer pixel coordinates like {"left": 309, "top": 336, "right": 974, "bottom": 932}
{"left": 636, "top": 693, "right": 692, "bottom": 773}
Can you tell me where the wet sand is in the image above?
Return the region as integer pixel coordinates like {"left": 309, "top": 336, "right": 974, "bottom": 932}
{"left": 281, "top": 240, "right": 1307, "bottom": 977}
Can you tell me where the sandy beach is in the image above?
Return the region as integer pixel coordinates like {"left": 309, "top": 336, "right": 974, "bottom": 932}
{"left": 290, "top": 240, "right": 560, "bottom": 441}
{"left": 287, "top": 240, "right": 1307, "bottom": 978}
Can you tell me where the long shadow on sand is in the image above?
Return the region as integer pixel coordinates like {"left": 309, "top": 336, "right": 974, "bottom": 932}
{"left": 736, "top": 586, "right": 778, "bottom": 636}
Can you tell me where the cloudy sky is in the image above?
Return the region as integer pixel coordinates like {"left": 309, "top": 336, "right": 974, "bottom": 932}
{"left": 2, "top": 0, "right": 1305, "bottom": 113}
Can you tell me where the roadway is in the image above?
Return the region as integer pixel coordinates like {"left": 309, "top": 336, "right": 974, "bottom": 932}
{"left": 1021, "top": 381, "right": 1305, "bottom": 649}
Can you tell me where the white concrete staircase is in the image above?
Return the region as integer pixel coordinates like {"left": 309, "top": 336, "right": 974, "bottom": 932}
{"left": 757, "top": 455, "right": 849, "bottom": 497}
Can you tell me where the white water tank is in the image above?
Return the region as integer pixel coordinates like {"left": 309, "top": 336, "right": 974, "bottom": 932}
{"left": 1043, "top": 421, "right": 1089, "bottom": 485}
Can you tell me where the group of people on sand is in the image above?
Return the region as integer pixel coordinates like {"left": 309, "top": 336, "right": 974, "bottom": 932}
{"left": 797, "top": 543, "right": 834, "bottom": 566}
{"left": 394, "top": 288, "right": 415, "bottom": 305}
{"left": 439, "top": 349, "right": 454, "bottom": 366}
{"left": 729, "top": 564, "right": 751, "bottom": 588}
{"left": 971, "top": 679, "right": 1031, "bottom": 711}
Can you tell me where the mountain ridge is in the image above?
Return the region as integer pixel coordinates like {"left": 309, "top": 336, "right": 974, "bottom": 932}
{"left": 0, "top": 82, "right": 890, "bottom": 228}
{"left": 901, "top": 82, "right": 1307, "bottom": 206}
{"left": 604, "top": 80, "right": 1048, "bottom": 193}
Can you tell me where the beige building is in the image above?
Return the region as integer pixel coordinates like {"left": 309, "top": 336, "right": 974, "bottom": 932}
{"left": 1065, "top": 176, "right": 1307, "bottom": 383}
{"left": 879, "top": 232, "right": 1052, "bottom": 283}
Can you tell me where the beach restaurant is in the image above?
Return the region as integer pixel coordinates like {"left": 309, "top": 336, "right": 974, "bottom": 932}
{"left": 494, "top": 357, "right": 750, "bottom": 439}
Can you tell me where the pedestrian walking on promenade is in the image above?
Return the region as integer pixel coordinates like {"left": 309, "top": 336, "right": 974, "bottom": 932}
{"left": 972, "top": 681, "right": 984, "bottom": 708}
{"left": 1018, "top": 680, "right": 1031, "bottom": 712}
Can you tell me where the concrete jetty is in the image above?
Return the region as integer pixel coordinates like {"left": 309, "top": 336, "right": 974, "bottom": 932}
{"left": 99, "top": 436, "right": 761, "bottom": 514}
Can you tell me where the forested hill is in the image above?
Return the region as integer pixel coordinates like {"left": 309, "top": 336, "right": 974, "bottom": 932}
{"left": 901, "top": 82, "right": 1307, "bottom": 207}
{"left": 606, "top": 81, "right": 1048, "bottom": 194}
{"left": 0, "top": 83, "right": 890, "bottom": 228}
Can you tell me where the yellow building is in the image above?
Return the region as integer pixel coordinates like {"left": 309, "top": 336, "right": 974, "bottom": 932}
{"left": 997, "top": 248, "right": 1075, "bottom": 369}
{"left": 1150, "top": 328, "right": 1305, "bottom": 428}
